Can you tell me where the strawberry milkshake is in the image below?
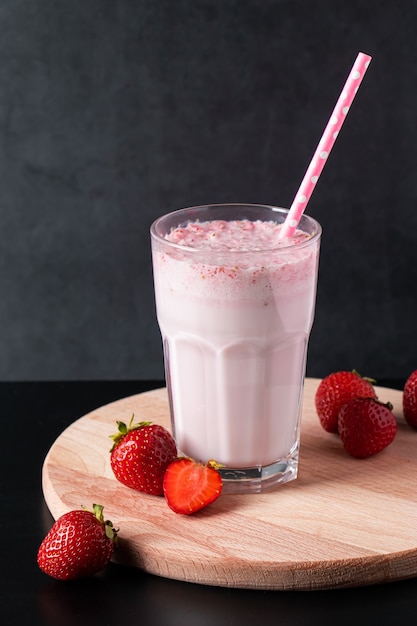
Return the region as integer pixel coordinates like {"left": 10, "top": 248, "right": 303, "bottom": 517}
{"left": 151, "top": 204, "right": 321, "bottom": 493}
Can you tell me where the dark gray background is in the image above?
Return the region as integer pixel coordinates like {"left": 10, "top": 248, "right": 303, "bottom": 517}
{"left": 1, "top": 0, "right": 415, "bottom": 382}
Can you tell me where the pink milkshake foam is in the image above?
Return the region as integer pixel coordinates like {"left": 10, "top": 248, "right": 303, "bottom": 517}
{"left": 157, "top": 219, "right": 317, "bottom": 303}
{"left": 166, "top": 219, "right": 310, "bottom": 251}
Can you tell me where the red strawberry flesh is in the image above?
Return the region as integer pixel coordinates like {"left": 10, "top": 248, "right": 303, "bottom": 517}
{"left": 163, "top": 458, "right": 222, "bottom": 515}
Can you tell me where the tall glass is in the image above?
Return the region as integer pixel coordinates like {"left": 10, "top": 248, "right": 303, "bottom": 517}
{"left": 151, "top": 204, "right": 321, "bottom": 493}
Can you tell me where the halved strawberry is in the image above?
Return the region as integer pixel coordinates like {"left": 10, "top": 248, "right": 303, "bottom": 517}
{"left": 163, "top": 458, "right": 223, "bottom": 515}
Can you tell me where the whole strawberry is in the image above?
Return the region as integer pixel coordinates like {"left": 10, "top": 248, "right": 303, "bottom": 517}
{"left": 110, "top": 416, "right": 177, "bottom": 495}
{"left": 403, "top": 370, "right": 417, "bottom": 429}
{"left": 338, "top": 397, "right": 397, "bottom": 458}
{"left": 37, "top": 504, "right": 118, "bottom": 580}
{"left": 315, "top": 370, "right": 377, "bottom": 433}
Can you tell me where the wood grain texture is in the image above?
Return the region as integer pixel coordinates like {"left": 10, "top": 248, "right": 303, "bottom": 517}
{"left": 42, "top": 379, "right": 417, "bottom": 590}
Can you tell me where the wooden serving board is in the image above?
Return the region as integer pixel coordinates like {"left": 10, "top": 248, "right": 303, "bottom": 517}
{"left": 42, "top": 378, "right": 417, "bottom": 590}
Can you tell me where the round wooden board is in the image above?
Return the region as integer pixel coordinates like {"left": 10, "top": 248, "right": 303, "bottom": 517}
{"left": 42, "top": 378, "right": 417, "bottom": 591}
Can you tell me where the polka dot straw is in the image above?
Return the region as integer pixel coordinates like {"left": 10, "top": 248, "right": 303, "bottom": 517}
{"left": 279, "top": 52, "right": 372, "bottom": 239}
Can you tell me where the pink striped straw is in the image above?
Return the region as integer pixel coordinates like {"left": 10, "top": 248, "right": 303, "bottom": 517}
{"left": 279, "top": 52, "right": 372, "bottom": 239}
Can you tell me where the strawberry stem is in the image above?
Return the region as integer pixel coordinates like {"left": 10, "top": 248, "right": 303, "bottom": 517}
{"left": 207, "top": 459, "right": 224, "bottom": 470}
{"left": 352, "top": 369, "right": 377, "bottom": 385}
{"left": 92, "top": 503, "right": 105, "bottom": 521}
{"left": 93, "top": 504, "right": 119, "bottom": 544}
{"left": 80, "top": 504, "right": 119, "bottom": 544}
{"left": 109, "top": 414, "right": 152, "bottom": 451}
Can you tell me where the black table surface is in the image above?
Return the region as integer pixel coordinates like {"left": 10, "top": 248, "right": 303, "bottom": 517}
{"left": 2, "top": 378, "right": 416, "bottom": 626}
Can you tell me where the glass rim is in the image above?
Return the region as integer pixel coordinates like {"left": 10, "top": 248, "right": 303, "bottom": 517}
{"left": 150, "top": 203, "right": 321, "bottom": 255}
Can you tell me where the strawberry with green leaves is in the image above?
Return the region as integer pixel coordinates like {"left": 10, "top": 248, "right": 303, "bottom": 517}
{"left": 110, "top": 416, "right": 177, "bottom": 495}
{"left": 163, "top": 458, "right": 223, "bottom": 514}
{"left": 338, "top": 397, "right": 397, "bottom": 458}
{"left": 37, "top": 504, "right": 118, "bottom": 580}
{"left": 315, "top": 370, "right": 377, "bottom": 433}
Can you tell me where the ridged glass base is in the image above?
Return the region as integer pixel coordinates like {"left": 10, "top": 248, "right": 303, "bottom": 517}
{"left": 218, "top": 453, "right": 299, "bottom": 495}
